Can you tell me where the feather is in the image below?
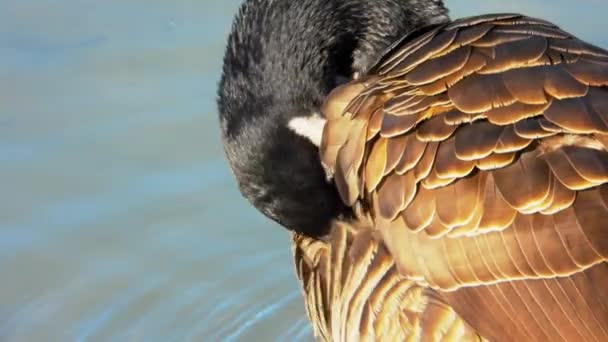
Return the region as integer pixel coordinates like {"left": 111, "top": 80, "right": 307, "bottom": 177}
{"left": 308, "top": 13, "right": 608, "bottom": 342}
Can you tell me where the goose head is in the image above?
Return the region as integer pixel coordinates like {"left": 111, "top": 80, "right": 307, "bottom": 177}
{"left": 217, "top": 0, "right": 449, "bottom": 238}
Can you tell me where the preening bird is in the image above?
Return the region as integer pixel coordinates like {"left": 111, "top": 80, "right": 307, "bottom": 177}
{"left": 217, "top": 0, "right": 608, "bottom": 341}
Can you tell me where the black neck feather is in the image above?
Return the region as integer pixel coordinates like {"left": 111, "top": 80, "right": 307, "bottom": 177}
{"left": 217, "top": 0, "right": 449, "bottom": 238}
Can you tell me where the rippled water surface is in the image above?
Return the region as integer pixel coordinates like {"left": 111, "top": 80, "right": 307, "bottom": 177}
{"left": 1, "top": 0, "right": 606, "bottom": 341}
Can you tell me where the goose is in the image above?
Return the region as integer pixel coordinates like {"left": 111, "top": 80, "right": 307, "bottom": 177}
{"left": 217, "top": 0, "right": 608, "bottom": 340}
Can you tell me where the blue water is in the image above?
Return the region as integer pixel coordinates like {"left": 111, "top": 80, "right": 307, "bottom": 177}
{"left": 0, "top": 0, "right": 606, "bottom": 341}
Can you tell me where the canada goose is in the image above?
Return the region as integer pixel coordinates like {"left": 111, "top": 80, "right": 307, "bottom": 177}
{"left": 217, "top": 0, "right": 608, "bottom": 341}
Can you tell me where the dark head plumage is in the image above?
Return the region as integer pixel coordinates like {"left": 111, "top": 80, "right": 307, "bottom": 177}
{"left": 217, "top": 0, "right": 449, "bottom": 238}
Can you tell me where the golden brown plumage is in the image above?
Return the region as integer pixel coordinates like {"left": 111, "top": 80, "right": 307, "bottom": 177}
{"left": 293, "top": 219, "right": 484, "bottom": 341}
{"left": 293, "top": 13, "right": 608, "bottom": 341}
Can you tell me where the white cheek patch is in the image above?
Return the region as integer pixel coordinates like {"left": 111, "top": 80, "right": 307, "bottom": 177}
{"left": 288, "top": 114, "right": 327, "bottom": 147}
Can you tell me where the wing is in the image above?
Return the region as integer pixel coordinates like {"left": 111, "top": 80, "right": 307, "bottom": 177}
{"left": 292, "top": 222, "right": 483, "bottom": 342}
{"left": 320, "top": 13, "right": 608, "bottom": 341}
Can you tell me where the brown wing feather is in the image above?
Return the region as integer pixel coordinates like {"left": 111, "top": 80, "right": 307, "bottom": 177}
{"left": 292, "top": 222, "right": 483, "bottom": 342}
{"left": 319, "top": 13, "right": 608, "bottom": 341}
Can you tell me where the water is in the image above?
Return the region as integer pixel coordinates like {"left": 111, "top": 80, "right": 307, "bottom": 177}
{"left": 0, "top": 0, "right": 606, "bottom": 341}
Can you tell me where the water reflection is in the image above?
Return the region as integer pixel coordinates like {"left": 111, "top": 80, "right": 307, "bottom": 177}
{"left": 0, "top": 0, "right": 606, "bottom": 341}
